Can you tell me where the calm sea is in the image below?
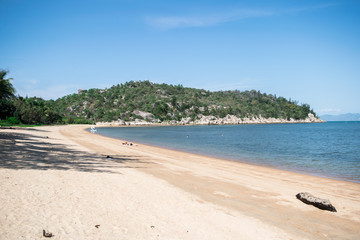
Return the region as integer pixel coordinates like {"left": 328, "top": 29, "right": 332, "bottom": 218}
{"left": 94, "top": 122, "right": 360, "bottom": 183}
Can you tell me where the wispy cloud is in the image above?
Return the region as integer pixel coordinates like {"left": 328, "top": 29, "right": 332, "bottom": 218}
{"left": 283, "top": 2, "right": 338, "bottom": 14}
{"left": 147, "top": 9, "right": 274, "bottom": 30}
{"left": 146, "top": 3, "right": 336, "bottom": 30}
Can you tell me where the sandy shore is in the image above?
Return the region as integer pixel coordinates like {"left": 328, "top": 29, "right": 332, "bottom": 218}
{"left": 1, "top": 125, "right": 359, "bottom": 239}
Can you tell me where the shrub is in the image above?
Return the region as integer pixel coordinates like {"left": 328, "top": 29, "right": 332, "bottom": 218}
{"left": 7, "top": 116, "right": 20, "bottom": 124}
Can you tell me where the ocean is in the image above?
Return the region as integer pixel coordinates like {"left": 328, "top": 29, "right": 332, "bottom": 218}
{"left": 94, "top": 122, "right": 360, "bottom": 183}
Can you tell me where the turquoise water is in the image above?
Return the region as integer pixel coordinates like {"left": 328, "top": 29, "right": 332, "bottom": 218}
{"left": 94, "top": 122, "right": 360, "bottom": 183}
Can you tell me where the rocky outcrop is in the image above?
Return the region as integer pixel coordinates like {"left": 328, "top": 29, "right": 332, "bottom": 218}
{"left": 132, "top": 110, "right": 155, "bottom": 120}
{"left": 175, "top": 113, "right": 324, "bottom": 125}
{"left": 96, "top": 113, "right": 324, "bottom": 126}
{"left": 296, "top": 192, "right": 337, "bottom": 212}
{"left": 96, "top": 119, "right": 159, "bottom": 126}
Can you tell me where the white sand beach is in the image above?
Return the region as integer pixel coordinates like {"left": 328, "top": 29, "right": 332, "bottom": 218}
{"left": 1, "top": 125, "right": 359, "bottom": 239}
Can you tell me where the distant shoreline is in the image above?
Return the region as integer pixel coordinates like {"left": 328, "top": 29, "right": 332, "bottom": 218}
{"left": 320, "top": 113, "right": 360, "bottom": 121}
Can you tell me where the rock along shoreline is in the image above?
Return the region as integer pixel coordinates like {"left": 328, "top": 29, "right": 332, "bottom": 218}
{"left": 96, "top": 113, "right": 325, "bottom": 127}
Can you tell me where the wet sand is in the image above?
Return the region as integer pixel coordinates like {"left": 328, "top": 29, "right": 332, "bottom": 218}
{"left": 1, "top": 125, "right": 359, "bottom": 239}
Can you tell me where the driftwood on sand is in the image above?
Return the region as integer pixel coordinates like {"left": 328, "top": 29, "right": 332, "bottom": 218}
{"left": 296, "top": 192, "right": 337, "bottom": 212}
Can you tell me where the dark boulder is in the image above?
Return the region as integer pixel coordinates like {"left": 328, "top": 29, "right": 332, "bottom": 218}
{"left": 296, "top": 192, "right": 337, "bottom": 212}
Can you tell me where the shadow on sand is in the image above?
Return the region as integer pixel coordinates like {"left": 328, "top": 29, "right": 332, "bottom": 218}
{"left": 0, "top": 130, "right": 147, "bottom": 174}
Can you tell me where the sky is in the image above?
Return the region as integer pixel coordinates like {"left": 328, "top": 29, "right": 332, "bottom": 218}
{"left": 1, "top": 0, "right": 359, "bottom": 115}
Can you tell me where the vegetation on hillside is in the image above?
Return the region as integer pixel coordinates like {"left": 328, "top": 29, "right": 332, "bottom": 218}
{"left": 54, "top": 80, "right": 316, "bottom": 123}
{"left": 0, "top": 69, "right": 316, "bottom": 125}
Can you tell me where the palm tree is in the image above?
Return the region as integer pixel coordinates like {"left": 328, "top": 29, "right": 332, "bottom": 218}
{"left": 0, "top": 69, "right": 15, "bottom": 100}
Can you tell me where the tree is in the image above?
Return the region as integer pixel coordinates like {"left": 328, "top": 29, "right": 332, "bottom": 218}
{"left": 0, "top": 70, "right": 15, "bottom": 100}
{"left": 0, "top": 70, "right": 16, "bottom": 120}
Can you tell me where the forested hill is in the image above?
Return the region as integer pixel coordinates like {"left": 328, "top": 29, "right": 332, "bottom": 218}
{"left": 53, "top": 80, "right": 317, "bottom": 124}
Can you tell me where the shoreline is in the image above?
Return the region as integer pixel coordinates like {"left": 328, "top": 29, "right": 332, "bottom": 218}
{"left": 90, "top": 124, "right": 360, "bottom": 185}
{"left": 1, "top": 125, "right": 359, "bottom": 239}
{"left": 86, "top": 125, "right": 359, "bottom": 185}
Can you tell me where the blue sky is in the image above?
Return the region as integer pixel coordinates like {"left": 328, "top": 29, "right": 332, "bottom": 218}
{"left": 1, "top": 0, "right": 359, "bottom": 115}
